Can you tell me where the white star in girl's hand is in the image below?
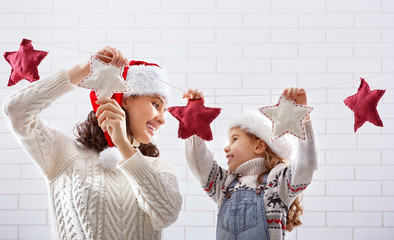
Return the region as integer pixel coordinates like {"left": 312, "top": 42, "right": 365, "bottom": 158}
{"left": 259, "top": 95, "right": 313, "bottom": 142}
{"left": 78, "top": 56, "right": 131, "bottom": 99}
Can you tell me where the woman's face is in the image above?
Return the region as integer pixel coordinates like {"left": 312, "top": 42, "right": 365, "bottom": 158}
{"left": 122, "top": 94, "right": 166, "bottom": 144}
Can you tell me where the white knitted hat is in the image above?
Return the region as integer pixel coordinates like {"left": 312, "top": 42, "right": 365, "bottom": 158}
{"left": 123, "top": 60, "right": 170, "bottom": 101}
{"left": 228, "top": 111, "right": 295, "bottom": 160}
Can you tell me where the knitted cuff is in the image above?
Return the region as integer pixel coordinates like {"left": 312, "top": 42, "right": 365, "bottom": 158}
{"left": 41, "top": 69, "right": 76, "bottom": 100}
{"left": 185, "top": 135, "right": 205, "bottom": 149}
{"left": 303, "top": 120, "right": 315, "bottom": 141}
{"left": 119, "top": 149, "right": 155, "bottom": 182}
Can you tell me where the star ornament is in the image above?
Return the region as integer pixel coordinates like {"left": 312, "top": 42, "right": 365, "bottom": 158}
{"left": 78, "top": 56, "right": 131, "bottom": 99}
{"left": 3, "top": 38, "right": 49, "bottom": 87}
{"left": 259, "top": 95, "right": 313, "bottom": 142}
{"left": 168, "top": 99, "right": 221, "bottom": 141}
{"left": 344, "top": 78, "right": 385, "bottom": 132}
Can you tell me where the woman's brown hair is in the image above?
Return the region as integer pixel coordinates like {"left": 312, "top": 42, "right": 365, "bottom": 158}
{"left": 74, "top": 106, "right": 159, "bottom": 158}
{"left": 245, "top": 131, "right": 303, "bottom": 232}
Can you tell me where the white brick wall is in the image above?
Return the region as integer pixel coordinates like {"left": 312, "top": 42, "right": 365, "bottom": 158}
{"left": 0, "top": 0, "right": 393, "bottom": 239}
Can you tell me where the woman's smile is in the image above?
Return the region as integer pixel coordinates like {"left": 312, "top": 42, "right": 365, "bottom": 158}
{"left": 146, "top": 121, "right": 158, "bottom": 136}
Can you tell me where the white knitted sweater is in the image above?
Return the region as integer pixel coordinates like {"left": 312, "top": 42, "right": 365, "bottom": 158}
{"left": 3, "top": 70, "right": 182, "bottom": 240}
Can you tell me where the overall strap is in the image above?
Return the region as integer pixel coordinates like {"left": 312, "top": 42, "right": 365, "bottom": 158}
{"left": 228, "top": 178, "right": 239, "bottom": 189}
{"left": 256, "top": 174, "right": 269, "bottom": 195}
{"left": 224, "top": 177, "right": 239, "bottom": 198}
{"left": 263, "top": 174, "right": 268, "bottom": 184}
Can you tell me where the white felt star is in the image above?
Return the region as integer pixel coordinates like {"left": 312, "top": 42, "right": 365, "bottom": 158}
{"left": 78, "top": 56, "right": 131, "bottom": 99}
{"left": 259, "top": 95, "right": 313, "bottom": 142}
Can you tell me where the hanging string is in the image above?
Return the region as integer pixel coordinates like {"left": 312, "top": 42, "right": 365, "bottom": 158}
{"left": 304, "top": 69, "right": 394, "bottom": 94}
{"left": 32, "top": 40, "right": 393, "bottom": 97}
{"left": 33, "top": 40, "right": 188, "bottom": 91}
{"left": 363, "top": 69, "right": 394, "bottom": 80}
{"left": 162, "top": 81, "right": 186, "bottom": 92}
{"left": 204, "top": 70, "right": 394, "bottom": 97}
{"left": 33, "top": 40, "right": 189, "bottom": 91}
{"left": 33, "top": 40, "right": 113, "bottom": 61}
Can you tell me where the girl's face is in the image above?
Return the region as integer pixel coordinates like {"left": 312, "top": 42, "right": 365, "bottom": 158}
{"left": 224, "top": 128, "right": 262, "bottom": 173}
{"left": 122, "top": 94, "right": 166, "bottom": 144}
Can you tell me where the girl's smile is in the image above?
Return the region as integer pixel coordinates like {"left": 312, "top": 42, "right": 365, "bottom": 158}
{"left": 224, "top": 127, "right": 263, "bottom": 172}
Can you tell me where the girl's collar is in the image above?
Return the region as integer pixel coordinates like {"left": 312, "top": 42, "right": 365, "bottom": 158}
{"left": 233, "top": 158, "right": 266, "bottom": 176}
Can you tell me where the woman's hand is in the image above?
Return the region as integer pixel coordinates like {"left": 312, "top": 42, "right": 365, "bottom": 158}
{"left": 182, "top": 88, "right": 205, "bottom": 102}
{"left": 96, "top": 98, "right": 128, "bottom": 145}
{"left": 67, "top": 46, "right": 129, "bottom": 85}
{"left": 95, "top": 46, "right": 129, "bottom": 68}
{"left": 282, "top": 87, "right": 310, "bottom": 120}
{"left": 96, "top": 98, "right": 136, "bottom": 159}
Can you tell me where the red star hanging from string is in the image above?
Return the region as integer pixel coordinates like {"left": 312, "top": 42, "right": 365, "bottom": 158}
{"left": 344, "top": 78, "right": 385, "bottom": 132}
{"left": 3, "top": 38, "right": 49, "bottom": 87}
{"left": 168, "top": 99, "right": 221, "bottom": 141}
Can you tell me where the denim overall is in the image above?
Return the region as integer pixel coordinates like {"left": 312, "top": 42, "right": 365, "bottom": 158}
{"left": 217, "top": 175, "right": 270, "bottom": 240}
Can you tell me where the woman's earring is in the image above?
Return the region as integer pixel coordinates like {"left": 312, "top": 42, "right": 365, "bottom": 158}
{"left": 131, "top": 138, "right": 140, "bottom": 148}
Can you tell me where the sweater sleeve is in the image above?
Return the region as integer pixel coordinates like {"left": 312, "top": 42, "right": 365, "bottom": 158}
{"left": 185, "top": 135, "right": 229, "bottom": 204}
{"left": 277, "top": 120, "right": 319, "bottom": 206}
{"left": 3, "top": 70, "right": 77, "bottom": 180}
{"left": 118, "top": 149, "right": 182, "bottom": 230}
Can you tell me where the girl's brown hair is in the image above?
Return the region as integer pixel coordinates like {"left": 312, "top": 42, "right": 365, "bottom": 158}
{"left": 74, "top": 107, "right": 159, "bottom": 157}
{"left": 245, "top": 130, "right": 303, "bottom": 232}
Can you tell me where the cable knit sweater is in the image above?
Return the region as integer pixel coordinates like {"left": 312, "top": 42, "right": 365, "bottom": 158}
{"left": 3, "top": 70, "right": 182, "bottom": 240}
{"left": 185, "top": 121, "right": 318, "bottom": 240}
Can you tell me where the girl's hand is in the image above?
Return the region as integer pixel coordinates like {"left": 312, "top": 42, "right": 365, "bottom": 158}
{"left": 282, "top": 87, "right": 310, "bottom": 120}
{"left": 95, "top": 46, "right": 129, "bottom": 68}
{"left": 182, "top": 88, "right": 205, "bottom": 102}
{"left": 95, "top": 98, "right": 130, "bottom": 149}
{"left": 282, "top": 87, "right": 307, "bottom": 105}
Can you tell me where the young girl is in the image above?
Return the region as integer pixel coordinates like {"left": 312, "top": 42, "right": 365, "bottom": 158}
{"left": 183, "top": 88, "right": 318, "bottom": 240}
{"left": 4, "top": 46, "right": 182, "bottom": 240}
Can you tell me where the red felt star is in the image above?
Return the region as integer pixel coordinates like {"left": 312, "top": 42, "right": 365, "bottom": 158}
{"left": 3, "top": 39, "right": 48, "bottom": 87}
{"left": 344, "top": 78, "right": 385, "bottom": 132}
{"left": 168, "top": 99, "right": 221, "bottom": 141}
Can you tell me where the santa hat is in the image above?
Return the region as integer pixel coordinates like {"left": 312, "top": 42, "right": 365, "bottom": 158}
{"left": 123, "top": 60, "right": 169, "bottom": 101}
{"left": 228, "top": 111, "right": 295, "bottom": 160}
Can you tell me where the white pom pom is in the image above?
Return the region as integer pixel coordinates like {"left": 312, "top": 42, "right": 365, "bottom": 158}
{"left": 98, "top": 147, "right": 123, "bottom": 170}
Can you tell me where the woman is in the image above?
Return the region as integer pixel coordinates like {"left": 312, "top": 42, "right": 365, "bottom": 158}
{"left": 4, "top": 46, "right": 182, "bottom": 240}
